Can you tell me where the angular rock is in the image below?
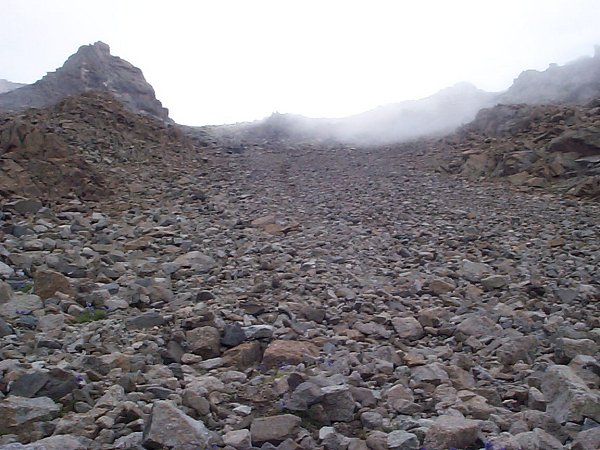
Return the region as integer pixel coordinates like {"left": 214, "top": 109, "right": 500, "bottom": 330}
{"left": 250, "top": 414, "right": 302, "bottom": 444}
{"left": 514, "top": 428, "right": 565, "bottom": 450}
{"left": 0, "top": 396, "right": 60, "bottom": 435}
{"left": 37, "top": 313, "right": 65, "bottom": 333}
{"left": 33, "top": 270, "right": 75, "bottom": 299}
{"left": 387, "top": 430, "right": 419, "bottom": 450}
{"left": 481, "top": 274, "right": 509, "bottom": 290}
{"left": 422, "top": 415, "right": 480, "bottom": 450}
{"left": 262, "top": 340, "right": 319, "bottom": 368}
{"left": 0, "top": 294, "right": 43, "bottom": 319}
{"left": 126, "top": 311, "right": 167, "bottom": 329}
{"left": 223, "top": 341, "right": 263, "bottom": 369}
{"left": 222, "top": 322, "right": 246, "bottom": 347}
{"left": 0, "top": 316, "right": 14, "bottom": 337}
{"left": 0, "top": 280, "right": 14, "bottom": 302}
{"left": 428, "top": 278, "right": 455, "bottom": 295}
{"left": 223, "top": 429, "right": 252, "bottom": 449}
{"left": 0, "top": 261, "right": 15, "bottom": 278}
{"left": 186, "top": 326, "right": 221, "bottom": 358}
{"left": 455, "top": 315, "right": 502, "bottom": 339}
{"left": 392, "top": 316, "right": 424, "bottom": 340}
{"left": 411, "top": 362, "right": 449, "bottom": 386}
{"left": 10, "top": 199, "right": 43, "bottom": 215}
{"left": 554, "top": 337, "right": 598, "bottom": 364}
{"left": 572, "top": 427, "right": 600, "bottom": 450}
{"left": 320, "top": 385, "right": 355, "bottom": 422}
{"left": 286, "top": 382, "right": 323, "bottom": 411}
{"left": 172, "top": 251, "right": 216, "bottom": 272}
{"left": 541, "top": 364, "right": 600, "bottom": 423}
{"left": 3, "top": 435, "right": 89, "bottom": 449}
{"left": 142, "top": 400, "right": 214, "bottom": 450}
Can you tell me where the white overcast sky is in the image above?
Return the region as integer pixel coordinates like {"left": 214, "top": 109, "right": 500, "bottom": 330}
{"left": 1, "top": 0, "right": 600, "bottom": 125}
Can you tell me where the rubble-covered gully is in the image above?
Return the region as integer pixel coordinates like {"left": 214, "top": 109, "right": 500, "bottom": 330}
{"left": 0, "top": 140, "right": 599, "bottom": 450}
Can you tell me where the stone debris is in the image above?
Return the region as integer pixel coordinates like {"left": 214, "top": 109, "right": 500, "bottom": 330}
{"left": 0, "top": 79, "right": 599, "bottom": 450}
{"left": 442, "top": 101, "right": 600, "bottom": 199}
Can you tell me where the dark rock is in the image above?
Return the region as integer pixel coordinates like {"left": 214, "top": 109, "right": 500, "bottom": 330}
{"left": 0, "top": 317, "right": 13, "bottom": 337}
{"left": 221, "top": 322, "right": 246, "bottom": 347}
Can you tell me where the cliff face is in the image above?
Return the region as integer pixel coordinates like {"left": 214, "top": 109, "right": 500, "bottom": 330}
{"left": 0, "top": 42, "right": 170, "bottom": 122}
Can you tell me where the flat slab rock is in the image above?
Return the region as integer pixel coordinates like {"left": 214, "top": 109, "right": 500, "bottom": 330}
{"left": 250, "top": 414, "right": 302, "bottom": 444}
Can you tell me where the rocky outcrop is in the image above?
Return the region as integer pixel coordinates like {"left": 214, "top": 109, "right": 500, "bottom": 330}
{"left": 0, "top": 113, "right": 109, "bottom": 201}
{"left": 0, "top": 91, "right": 194, "bottom": 202}
{"left": 0, "top": 42, "right": 169, "bottom": 122}
{"left": 442, "top": 101, "right": 600, "bottom": 198}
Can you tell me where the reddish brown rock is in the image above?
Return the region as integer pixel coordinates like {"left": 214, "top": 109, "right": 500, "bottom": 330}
{"left": 262, "top": 340, "right": 319, "bottom": 368}
{"left": 223, "top": 341, "right": 263, "bottom": 369}
{"left": 33, "top": 270, "right": 76, "bottom": 300}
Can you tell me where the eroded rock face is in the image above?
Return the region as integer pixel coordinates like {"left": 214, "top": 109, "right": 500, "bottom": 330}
{"left": 500, "top": 48, "right": 600, "bottom": 105}
{"left": 0, "top": 117, "right": 108, "bottom": 201}
{"left": 0, "top": 42, "right": 169, "bottom": 122}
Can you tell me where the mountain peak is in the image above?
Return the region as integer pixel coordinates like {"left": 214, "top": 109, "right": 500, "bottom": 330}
{"left": 0, "top": 42, "right": 170, "bottom": 121}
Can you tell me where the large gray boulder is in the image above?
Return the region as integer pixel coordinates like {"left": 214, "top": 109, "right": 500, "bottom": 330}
{"left": 142, "top": 400, "right": 215, "bottom": 450}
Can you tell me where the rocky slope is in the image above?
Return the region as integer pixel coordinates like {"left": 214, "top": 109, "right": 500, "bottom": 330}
{"left": 0, "top": 136, "right": 598, "bottom": 449}
{"left": 0, "top": 91, "right": 193, "bottom": 203}
{"left": 439, "top": 100, "right": 600, "bottom": 199}
{"left": 0, "top": 42, "right": 169, "bottom": 122}
{"left": 0, "top": 39, "right": 599, "bottom": 450}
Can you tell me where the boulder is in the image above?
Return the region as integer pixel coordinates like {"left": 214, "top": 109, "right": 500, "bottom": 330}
{"left": 142, "top": 400, "right": 214, "bottom": 450}
{"left": 422, "top": 415, "right": 480, "bottom": 450}
{"left": 542, "top": 365, "right": 600, "bottom": 423}
{"left": 0, "top": 294, "right": 43, "bottom": 319}
{"left": 262, "top": 340, "right": 319, "bottom": 368}
{"left": 250, "top": 414, "right": 302, "bottom": 444}
{"left": 391, "top": 316, "right": 424, "bottom": 340}
{"left": 33, "top": 270, "right": 76, "bottom": 300}
{"left": 0, "top": 396, "right": 60, "bottom": 435}
{"left": 186, "top": 326, "right": 221, "bottom": 358}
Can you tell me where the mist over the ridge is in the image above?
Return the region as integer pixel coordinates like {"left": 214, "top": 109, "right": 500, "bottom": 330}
{"left": 229, "top": 48, "right": 600, "bottom": 146}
